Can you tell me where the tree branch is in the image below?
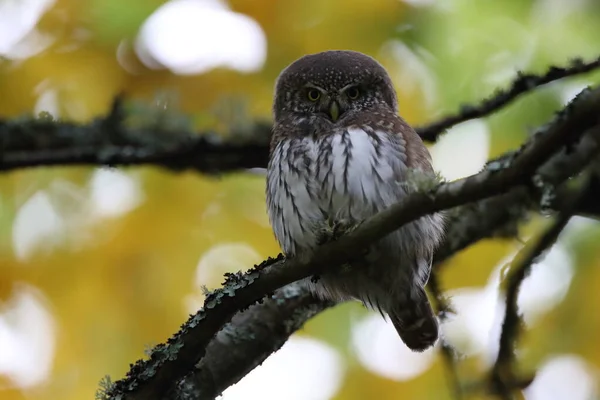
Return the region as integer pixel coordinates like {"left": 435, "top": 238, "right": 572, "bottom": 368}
{"left": 103, "top": 86, "right": 600, "bottom": 399}
{"left": 428, "top": 115, "right": 600, "bottom": 400}
{"left": 168, "top": 135, "right": 600, "bottom": 399}
{"left": 489, "top": 173, "right": 589, "bottom": 399}
{"left": 3, "top": 56, "right": 599, "bottom": 400}
{"left": 416, "top": 56, "right": 600, "bottom": 141}
{"left": 428, "top": 273, "right": 464, "bottom": 400}
{"left": 0, "top": 100, "right": 272, "bottom": 174}
{"left": 2, "top": 56, "right": 600, "bottom": 174}
{"left": 165, "top": 284, "right": 334, "bottom": 400}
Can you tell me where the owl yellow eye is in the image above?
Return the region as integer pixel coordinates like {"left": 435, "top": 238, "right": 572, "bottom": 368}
{"left": 346, "top": 87, "right": 360, "bottom": 99}
{"left": 307, "top": 89, "right": 321, "bottom": 101}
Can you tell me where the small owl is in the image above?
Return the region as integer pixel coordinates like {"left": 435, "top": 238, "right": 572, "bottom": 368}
{"left": 266, "top": 50, "right": 445, "bottom": 351}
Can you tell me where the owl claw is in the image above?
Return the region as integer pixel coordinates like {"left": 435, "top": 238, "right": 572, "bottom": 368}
{"left": 316, "top": 218, "right": 371, "bottom": 272}
{"left": 317, "top": 218, "right": 356, "bottom": 245}
{"left": 331, "top": 218, "right": 355, "bottom": 239}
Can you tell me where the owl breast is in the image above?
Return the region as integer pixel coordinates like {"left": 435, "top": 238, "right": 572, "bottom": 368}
{"left": 266, "top": 126, "right": 412, "bottom": 257}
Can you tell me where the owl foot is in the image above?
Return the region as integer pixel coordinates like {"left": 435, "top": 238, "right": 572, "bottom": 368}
{"left": 331, "top": 218, "right": 357, "bottom": 240}
{"left": 316, "top": 218, "right": 372, "bottom": 274}
{"left": 317, "top": 218, "right": 357, "bottom": 245}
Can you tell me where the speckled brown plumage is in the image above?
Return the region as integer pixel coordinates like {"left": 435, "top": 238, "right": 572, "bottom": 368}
{"left": 266, "top": 50, "right": 445, "bottom": 352}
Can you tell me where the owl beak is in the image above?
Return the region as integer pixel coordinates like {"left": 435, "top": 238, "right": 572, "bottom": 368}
{"left": 329, "top": 101, "right": 340, "bottom": 122}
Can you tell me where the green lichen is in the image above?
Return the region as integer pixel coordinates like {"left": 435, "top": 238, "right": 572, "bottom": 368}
{"left": 405, "top": 168, "right": 445, "bottom": 192}
{"left": 485, "top": 151, "right": 517, "bottom": 172}
{"left": 143, "top": 342, "right": 158, "bottom": 358}
{"left": 532, "top": 174, "right": 556, "bottom": 213}
{"left": 95, "top": 375, "right": 115, "bottom": 400}
{"left": 165, "top": 342, "right": 185, "bottom": 361}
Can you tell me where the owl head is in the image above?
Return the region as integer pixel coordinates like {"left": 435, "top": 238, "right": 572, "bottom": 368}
{"left": 273, "top": 50, "right": 398, "bottom": 125}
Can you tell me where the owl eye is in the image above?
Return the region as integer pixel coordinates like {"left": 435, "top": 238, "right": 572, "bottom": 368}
{"left": 307, "top": 89, "right": 321, "bottom": 101}
{"left": 346, "top": 87, "right": 360, "bottom": 100}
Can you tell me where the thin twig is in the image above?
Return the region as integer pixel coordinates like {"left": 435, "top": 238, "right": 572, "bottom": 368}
{"left": 428, "top": 273, "right": 464, "bottom": 400}
{"left": 489, "top": 175, "right": 591, "bottom": 399}
{"left": 416, "top": 56, "right": 600, "bottom": 141}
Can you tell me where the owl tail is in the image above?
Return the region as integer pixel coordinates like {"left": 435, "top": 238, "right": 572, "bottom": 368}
{"left": 388, "top": 287, "right": 439, "bottom": 352}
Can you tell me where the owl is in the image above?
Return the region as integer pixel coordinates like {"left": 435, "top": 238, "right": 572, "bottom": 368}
{"left": 266, "top": 50, "right": 445, "bottom": 351}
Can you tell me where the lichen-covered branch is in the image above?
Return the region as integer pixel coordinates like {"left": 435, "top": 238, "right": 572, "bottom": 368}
{"left": 167, "top": 153, "right": 598, "bottom": 400}
{"left": 165, "top": 284, "right": 334, "bottom": 400}
{"left": 431, "top": 125, "right": 600, "bottom": 398}
{"left": 104, "top": 87, "right": 600, "bottom": 400}
{"left": 0, "top": 97, "right": 272, "bottom": 174}
{"left": 489, "top": 173, "right": 590, "bottom": 399}
{"left": 2, "top": 56, "right": 600, "bottom": 174}
{"left": 435, "top": 123, "right": 600, "bottom": 265}
{"left": 416, "top": 56, "right": 600, "bottom": 141}
{"left": 2, "top": 56, "right": 598, "bottom": 400}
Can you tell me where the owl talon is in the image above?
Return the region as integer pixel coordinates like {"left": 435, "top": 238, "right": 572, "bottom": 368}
{"left": 331, "top": 219, "right": 355, "bottom": 239}
{"left": 317, "top": 218, "right": 357, "bottom": 245}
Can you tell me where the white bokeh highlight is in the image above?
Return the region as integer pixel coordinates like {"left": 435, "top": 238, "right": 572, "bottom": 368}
{"left": 442, "top": 240, "right": 575, "bottom": 365}
{"left": 33, "top": 80, "right": 60, "bottom": 118}
{"left": 0, "top": 0, "right": 55, "bottom": 59}
{"left": 518, "top": 243, "right": 574, "bottom": 325}
{"left": 401, "top": 0, "right": 437, "bottom": 6}
{"left": 185, "top": 242, "right": 264, "bottom": 312}
{"left": 383, "top": 39, "right": 439, "bottom": 109}
{"left": 525, "top": 355, "right": 598, "bottom": 400}
{"left": 352, "top": 313, "right": 436, "bottom": 381}
{"left": 531, "top": 0, "right": 590, "bottom": 25}
{"left": 482, "top": 36, "right": 536, "bottom": 87}
{"left": 136, "top": 0, "right": 267, "bottom": 75}
{"left": 440, "top": 285, "right": 502, "bottom": 358}
{"left": 89, "top": 169, "right": 143, "bottom": 218}
{"left": 0, "top": 284, "right": 56, "bottom": 388}
{"left": 558, "top": 82, "right": 592, "bottom": 106}
{"left": 430, "top": 119, "right": 490, "bottom": 181}
{"left": 12, "top": 191, "right": 65, "bottom": 261}
{"left": 220, "top": 336, "right": 344, "bottom": 400}
{"left": 194, "top": 242, "right": 263, "bottom": 288}
{"left": 11, "top": 171, "right": 143, "bottom": 260}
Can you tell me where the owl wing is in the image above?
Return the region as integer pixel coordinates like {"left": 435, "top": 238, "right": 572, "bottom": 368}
{"left": 266, "top": 133, "right": 325, "bottom": 257}
{"left": 390, "top": 116, "right": 444, "bottom": 288}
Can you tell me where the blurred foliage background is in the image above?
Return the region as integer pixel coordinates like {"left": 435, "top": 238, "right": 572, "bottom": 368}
{"left": 1, "top": 0, "right": 600, "bottom": 399}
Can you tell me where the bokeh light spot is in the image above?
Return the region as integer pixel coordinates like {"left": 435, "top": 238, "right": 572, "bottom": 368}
{"left": 136, "top": 0, "right": 267, "bottom": 75}
{"left": 220, "top": 336, "right": 344, "bottom": 400}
